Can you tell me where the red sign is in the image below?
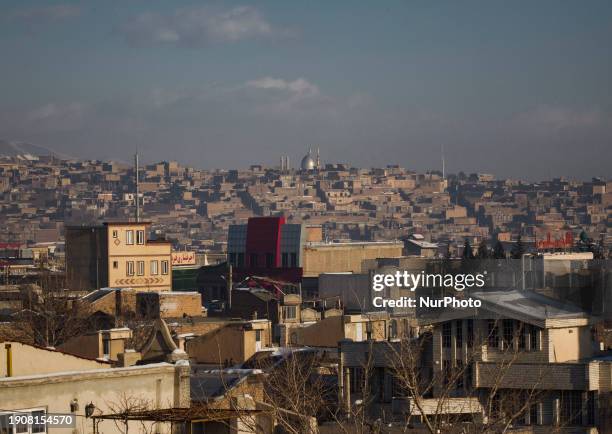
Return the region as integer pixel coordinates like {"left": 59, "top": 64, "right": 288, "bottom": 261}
{"left": 171, "top": 251, "right": 196, "bottom": 266}
{"left": 536, "top": 232, "right": 573, "bottom": 250}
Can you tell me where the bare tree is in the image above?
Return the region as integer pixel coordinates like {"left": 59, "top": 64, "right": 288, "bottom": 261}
{"left": 104, "top": 393, "right": 155, "bottom": 434}
{"left": 8, "top": 282, "right": 88, "bottom": 347}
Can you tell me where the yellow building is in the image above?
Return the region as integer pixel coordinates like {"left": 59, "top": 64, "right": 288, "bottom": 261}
{"left": 66, "top": 222, "right": 172, "bottom": 292}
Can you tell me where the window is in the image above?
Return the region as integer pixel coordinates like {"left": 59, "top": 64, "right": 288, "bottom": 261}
{"left": 0, "top": 410, "right": 47, "bottom": 434}
{"left": 161, "top": 260, "right": 169, "bottom": 275}
{"left": 126, "top": 230, "right": 134, "bottom": 245}
{"left": 150, "top": 260, "right": 159, "bottom": 275}
{"left": 587, "top": 391, "right": 595, "bottom": 425}
{"left": 113, "top": 261, "right": 118, "bottom": 269}
{"left": 456, "top": 359, "right": 464, "bottom": 388}
{"left": 265, "top": 253, "right": 274, "bottom": 267}
{"left": 519, "top": 322, "right": 526, "bottom": 350}
{"left": 137, "top": 260, "right": 144, "bottom": 276}
{"left": 529, "top": 402, "right": 538, "bottom": 425}
{"left": 102, "top": 339, "right": 110, "bottom": 357}
{"left": 255, "top": 329, "right": 261, "bottom": 342}
{"left": 283, "top": 305, "right": 297, "bottom": 320}
{"left": 465, "top": 362, "right": 473, "bottom": 389}
{"left": 281, "top": 252, "right": 289, "bottom": 267}
{"left": 14, "top": 416, "right": 27, "bottom": 434}
{"left": 250, "top": 253, "right": 258, "bottom": 267}
{"left": 112, "top": 230, "right": 118, "bottom": 238}
{"left": 456, "top": 320, "right": 463, "bottom": 348}
{"left": 560, "top": 391, "right": 583, "bottom": 426}
{"left": 392, "top": 376, "right": 408, "bottom": 397}
{"left": 290, "top": 253, "right": 297, "bottom": 267}
{"left": 30, "top": 411, "right": 45, "bottom": 434}
{"left": 229, "top": 253, "right": 236, "bottom": 266}
{"left": 442, "top": 360, "right": 451, "bottom": 385}
{"left": 389, "top": 320, "right": 398, "bottom": 339}
{"left": 467, "top": 319, "right": 474, "bottom": 348}
{"left": 488, "top": 320, "right": 499, "bottom": 349}
{"left": 126, "top": 261, "right": 134, "bottom": 276}
{"left": 237, "top": 253, "right": 245, "bottom": 267}
{"left": 442, "top": 322, "right": 452, "bottom": 348}
{"left": 529, "top": 324, "right": 540, "bottom": 351}
{"left": 350, "top": 367, "right": 364, "bottom": 394}
{"left": 503, "top": 319, "right": 514, "bottom": 350}
{"left": 136, "top": 230, "right": 145, "bottom": 245}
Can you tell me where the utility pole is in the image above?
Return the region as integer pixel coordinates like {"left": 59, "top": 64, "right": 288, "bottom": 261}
{"left": 227, "top": 264, "right": 233, "bottom": 313}
{"left": 135, "top": 152, "right": 140, "bottom": 222}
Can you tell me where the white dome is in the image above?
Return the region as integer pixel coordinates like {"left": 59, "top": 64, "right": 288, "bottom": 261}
{"left": 300, "top": 151, "right": 315, "bottom": 170}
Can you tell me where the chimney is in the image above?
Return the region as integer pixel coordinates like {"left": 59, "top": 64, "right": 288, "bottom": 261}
{"left": 5, "top": 343, "right": 12, "bottom": 377}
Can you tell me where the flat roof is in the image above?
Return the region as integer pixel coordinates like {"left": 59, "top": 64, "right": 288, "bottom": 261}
{"left": 471, "top": 290, "right": 588, "bottom": 321}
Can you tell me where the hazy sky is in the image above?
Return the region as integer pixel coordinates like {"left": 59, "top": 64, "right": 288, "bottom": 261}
{"left": 1, "top": 1, "right": 611, "bottom": 179}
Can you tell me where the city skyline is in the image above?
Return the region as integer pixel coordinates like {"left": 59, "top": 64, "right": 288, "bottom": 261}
{"left": 0, "top": 0, "right": 611, "bottom": 179}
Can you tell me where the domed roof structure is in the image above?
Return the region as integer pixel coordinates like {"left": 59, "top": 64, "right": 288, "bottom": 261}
{"left": 300, "top": 149, "right": 315, "bottom": 170}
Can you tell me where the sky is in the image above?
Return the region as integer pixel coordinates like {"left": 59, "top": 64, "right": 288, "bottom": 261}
{"left": 0, "top": 0, "right": 611, "bottom": 179}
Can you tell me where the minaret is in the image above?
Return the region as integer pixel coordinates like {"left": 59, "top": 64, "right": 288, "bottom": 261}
{"left": 134, "top": 151, "right": 140, "bottom": 222}
{"left": 316, "top": 147, "right": 321, "bottom": 169}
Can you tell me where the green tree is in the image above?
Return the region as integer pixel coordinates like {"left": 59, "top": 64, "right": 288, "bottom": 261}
{"left": 477, "top": 239, "right": 490, "bottom": 259}
{"left": 462, "top": 238, "right": 474, "bottom": 259}
{"left": 511, "top": 235, "right": 526, "bottom": 259}
{"left": 493, "top": 241, "right": 506, "bottom": 259}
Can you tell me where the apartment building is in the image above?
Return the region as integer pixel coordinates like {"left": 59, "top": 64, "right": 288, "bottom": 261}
{"left": 0, "top": 341, "right": 190, "bottom": 434}
{"left": 338, "top": 290, "right": 612, "bottom": 432}
{"left": 65, "top": 222, "right": 172, "bottom": 292}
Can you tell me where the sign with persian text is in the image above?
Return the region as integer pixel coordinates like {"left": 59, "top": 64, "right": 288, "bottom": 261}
{"left": 171, "top": 251, "right": 196, "bottom": 266}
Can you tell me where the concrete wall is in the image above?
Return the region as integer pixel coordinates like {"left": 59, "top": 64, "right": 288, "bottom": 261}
{"left": 137, "top": 292, "right": 202, "bottom": 319}
{"left": 157, "top": 292, "right": 202, "bottom": 318}
{"left": 0, "top": 363, "right": 189, "bottom": 434}
{"left": 65, "top": 227, "right": 107, "bottom": 291}
{"left": 186, "top": 322, "right": 271, "bottom": 365}
{"left": 1, "top": 341, "right": 109, "bottom": 377}
{"left": 302, "top": 242, "right": 403, "bottom": 277}
{"left": 294, "top": 316, "right": 345, "bottom": 347}
{"left": 548, "top": 326, "right": 594, "bottom": 363}
{"left": 318, "top": 273, "right": 371, "bottom": 311}
{"left": 57, "top": 335, "right": 102, "bottom": 361}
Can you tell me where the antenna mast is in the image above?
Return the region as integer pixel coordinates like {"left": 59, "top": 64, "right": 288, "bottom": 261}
{"left": 135, "top": 151, "right": 140, "bottom": 222}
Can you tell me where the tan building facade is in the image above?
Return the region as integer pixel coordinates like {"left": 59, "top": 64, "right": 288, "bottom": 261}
{"left": 1, "top": 341, "right": 110, "bottom": 377}
{"left": 66, "top": 222, "right": 172, "bottom": 292}
{"left": 185, "top": 319, "right": 272, "bottom": 365}
{"left": 302, "top": 241, "right": 403, "bottom": 277}
{"left": 0, "top": 362, "right": 189, "bottom": 434}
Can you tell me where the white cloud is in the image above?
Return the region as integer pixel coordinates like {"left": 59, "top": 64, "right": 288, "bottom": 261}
{"left": 122, "top": 6, "right": 278, "bottom": 47}
{"left": 25, "top": 102, "right": 87, "bottom": 131}
{"left": 246, "top": 77, "right": 320, "bottom": 97}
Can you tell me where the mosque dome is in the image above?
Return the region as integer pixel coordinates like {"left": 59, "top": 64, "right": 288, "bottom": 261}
{"left": 300, "top": 150, "right": 315, "bottom": 170}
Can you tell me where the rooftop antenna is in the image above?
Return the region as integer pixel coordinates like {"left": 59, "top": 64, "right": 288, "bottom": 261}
{"left": 441, "top": 144, "right": 445, "bottom": 179}
{"left": 135, "top": 150, "right": 140, "bottom": 222}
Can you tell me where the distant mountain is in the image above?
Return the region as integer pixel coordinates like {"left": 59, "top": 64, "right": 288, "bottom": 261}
{"left": 0, "top": 140, "right": 71, "bottom": 159}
